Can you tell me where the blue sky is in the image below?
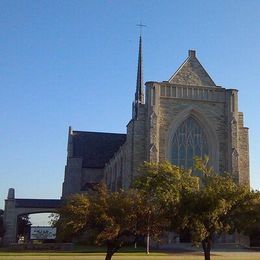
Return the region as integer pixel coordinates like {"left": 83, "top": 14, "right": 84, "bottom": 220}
{"left": 1, "top": 0, "right": 260, "bottom": 211}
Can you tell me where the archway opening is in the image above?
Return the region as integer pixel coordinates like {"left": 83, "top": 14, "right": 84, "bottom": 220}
{"left": 17, "top": 212, "right": 59, "bottom": 244}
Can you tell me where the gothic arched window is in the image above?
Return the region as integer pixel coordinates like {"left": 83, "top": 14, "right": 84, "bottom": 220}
{"left": 171, "top": 117, "right": 209, "bottom": 169}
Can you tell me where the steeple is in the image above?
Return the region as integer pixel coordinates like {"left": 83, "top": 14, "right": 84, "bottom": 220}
{"left": 135, "top": 36, "right": 144, "bottom": 104}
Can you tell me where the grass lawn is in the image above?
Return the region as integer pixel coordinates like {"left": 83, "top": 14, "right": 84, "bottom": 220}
{"left": 0, "top": 246, "right": 259, "bottom": 259}
{"left": 0, "top": 252, "right": 260, "bottom": 260}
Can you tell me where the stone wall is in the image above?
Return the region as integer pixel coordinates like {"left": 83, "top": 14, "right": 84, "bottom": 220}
{"left": 238, "top": 113, "right": 250, "bottom": 185}
{"left": 62, "top": 157, "right": 83, "bottom": 197}
{"left": 159, "top": 97, "right": 225, "bottom": 172}
{"left": 145, "top": 82, "right": 227, "bottom": 173}
{"left": 105, "top": 103, "right": 147, "bottom": 189}
{"left": 81, "top": 168, "right": 104, "bottom": 188}
{"left": 104, "top": 143, "right": 127, "bottom": 191}
{"left": 144, "top": 82, "right": 249, "bottom": 186}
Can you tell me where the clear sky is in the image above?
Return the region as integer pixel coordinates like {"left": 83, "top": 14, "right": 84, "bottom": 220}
{"left": 1, "top": 0, "right": 260, "bottom": 211}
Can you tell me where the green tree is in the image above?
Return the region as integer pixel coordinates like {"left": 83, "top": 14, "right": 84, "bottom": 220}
{"left": 17, "top": 214, "right": 31, "bottom": 240}
{"left": 135, "top": 161, "right": 199, "bottom": 208}
{"left": 134, "top": 161, "right": 199, "bottom": 253}
{"left": 178, "top": 157, "right": 260, "bottom": 260}
{"left": 54, "top": 160, "right": 260, "bottom": 260}
{"left": 135, "top": 159, "right": 260, "bottom": 260}
{"left": 54, "top": 184, "right": 164, "bottom": 260}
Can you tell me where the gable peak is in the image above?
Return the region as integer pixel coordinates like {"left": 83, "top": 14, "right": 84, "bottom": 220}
{"left": 169, "top": 50, "right": 216, "bottom": 87}
{"left": 188, "top": 49, "right": 196, "bottom": 58}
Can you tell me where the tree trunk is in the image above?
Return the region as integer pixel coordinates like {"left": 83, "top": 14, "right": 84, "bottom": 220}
{"left": 105, "top": 241, "right": 119, "bottom": 260}
{"left": 202, "top": 238, "right": 212, "bottom": 260}
{"left": 105, "top": 251, "right": 114, "bottom": 260}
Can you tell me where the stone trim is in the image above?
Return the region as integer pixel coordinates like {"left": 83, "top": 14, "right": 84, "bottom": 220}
{"left": 160, "top": 84, "right": 225, "bottom": 103}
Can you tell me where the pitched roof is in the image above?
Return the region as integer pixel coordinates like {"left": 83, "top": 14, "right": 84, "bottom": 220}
{"left": 169, "top": 50, "right": 216, "bottom": 86}
{"left": 72, "top": 131, "right": 126, "bottom": 168}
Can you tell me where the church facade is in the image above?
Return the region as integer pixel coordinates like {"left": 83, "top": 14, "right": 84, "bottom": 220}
{"left": 62, "top": 37, "right": 249, "bottom": 198}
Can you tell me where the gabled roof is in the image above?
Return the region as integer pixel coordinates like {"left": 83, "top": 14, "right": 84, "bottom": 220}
{"left": 169, "top": 50, "right": 216, "bottom": 86}
{"left": 72, "top": 131, "right": 126, "bottom": 168}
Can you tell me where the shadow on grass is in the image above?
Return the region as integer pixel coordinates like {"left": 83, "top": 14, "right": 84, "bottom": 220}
{"left": 1, "top": 244, "right": 256, "bottom": 256}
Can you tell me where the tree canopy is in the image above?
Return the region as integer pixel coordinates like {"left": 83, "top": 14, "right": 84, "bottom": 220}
{"left": 55, "top": 159, "right": 260, "bottom": 260}
{"left": 54, "top": 184, "right": 166, "bottom": 260}
{"left": 134, "top": 161, "right": 199, "bottom": 232}
{"left": 135, "top": 158, "right": 260, "bottom": 260}
{"left": 17, "top": 214, "right": 31, "bottom": 241}
{"left": 174, "top": 157, "right": 260, "bottom": 260}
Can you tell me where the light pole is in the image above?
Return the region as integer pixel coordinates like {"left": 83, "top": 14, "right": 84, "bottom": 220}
{"left": 146, "top": 210, "right": 151, "bottom": 255}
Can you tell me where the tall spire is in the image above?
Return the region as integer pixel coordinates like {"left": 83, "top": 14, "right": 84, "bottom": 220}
{"left": 135, "top": 35, "right": 144, "bottom": 104}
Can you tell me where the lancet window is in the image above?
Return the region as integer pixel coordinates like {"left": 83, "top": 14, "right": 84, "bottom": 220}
{"left": 171, "top": 117, "right": 209, "bottom": 168}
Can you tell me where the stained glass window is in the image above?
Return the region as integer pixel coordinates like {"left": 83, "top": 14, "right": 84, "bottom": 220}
{"left": 171, "top": 117, "right": 209, "bottom": 169}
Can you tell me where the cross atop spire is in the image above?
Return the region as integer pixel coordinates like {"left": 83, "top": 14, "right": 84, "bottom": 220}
{"left": 136, "top": 22, "right": 146, "bottom": 36}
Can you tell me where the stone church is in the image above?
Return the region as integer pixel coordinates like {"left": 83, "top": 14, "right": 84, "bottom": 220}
{"left": 62, "top": 37, "right": 249, "bottom": 198}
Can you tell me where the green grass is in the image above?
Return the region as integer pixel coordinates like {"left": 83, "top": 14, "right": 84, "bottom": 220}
{"left": 0, "top": 252, "right": 260, "bottom": 260}
{"left": 0, "top": 245, "right": 259, "bottom": 259}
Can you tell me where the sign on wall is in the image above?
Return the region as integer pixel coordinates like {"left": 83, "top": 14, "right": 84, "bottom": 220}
{"left": 30, "top": 226, "right": 57, "bottom": 240}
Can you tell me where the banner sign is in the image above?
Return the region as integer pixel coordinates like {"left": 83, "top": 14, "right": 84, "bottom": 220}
{"left": 30, "top": 226, "right": 57, "bottom": 240}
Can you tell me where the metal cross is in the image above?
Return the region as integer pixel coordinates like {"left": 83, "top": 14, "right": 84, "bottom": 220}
{"left": 136, "top": 22, "right": 147, "bottom": 36}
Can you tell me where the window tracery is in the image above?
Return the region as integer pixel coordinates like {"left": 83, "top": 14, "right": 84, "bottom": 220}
{"left": 171, "top": 117, "right": 209, "bottom": 168}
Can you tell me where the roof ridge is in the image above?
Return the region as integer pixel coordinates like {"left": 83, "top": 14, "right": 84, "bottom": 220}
{"left": 73, "top": 130, "right": 126, "bottom": 136}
